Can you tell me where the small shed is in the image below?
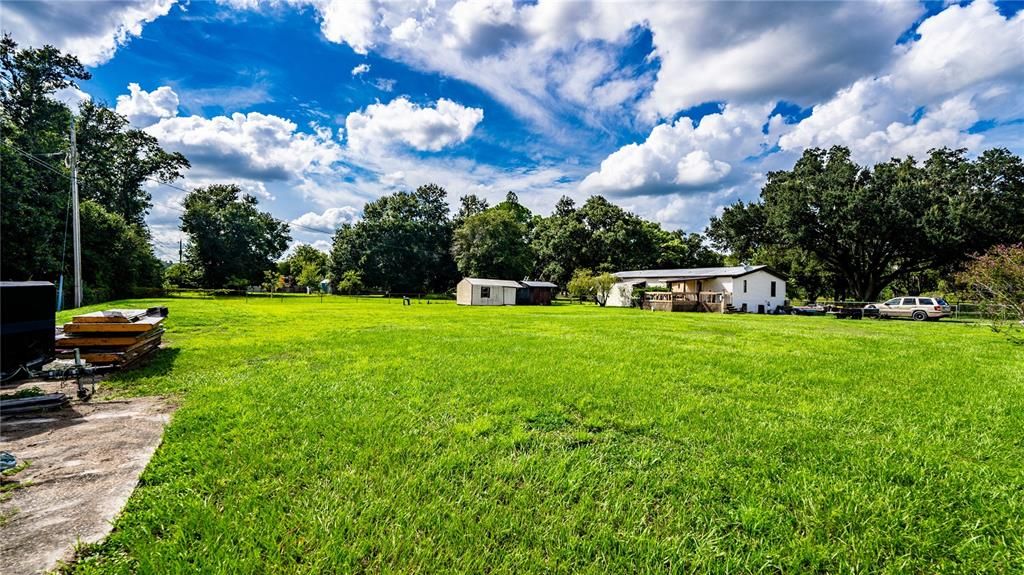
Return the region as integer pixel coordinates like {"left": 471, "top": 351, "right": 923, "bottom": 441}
{"left": 518, "top": 280, "right": 558, "bottom": 305}
{"left": 456, "top": 278, "right": 521, "bottom": 306}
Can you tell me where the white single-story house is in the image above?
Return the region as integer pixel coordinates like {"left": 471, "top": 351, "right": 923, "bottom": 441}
{"left": 606, "top": 265, "right": 787, "bottom": 313}
{"left": 456, "top": 278, "right": 522, "bottom": 306}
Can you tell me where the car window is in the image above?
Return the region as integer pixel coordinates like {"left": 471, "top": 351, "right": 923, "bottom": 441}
{"left": 937, "top": 298, "right": 949, "bottom": 306}
{"left": 901, "top": 298, "right": 917, "bottom": 305}
{"left": 918, "top": 298, "right": 933, "bottom": 305}
{"left": 885, "top": 298, "right": 900, "bottom": 305}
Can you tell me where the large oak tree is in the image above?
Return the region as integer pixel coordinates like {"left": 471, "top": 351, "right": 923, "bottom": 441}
{"left": 181, "top": 184, "right": 291, "bottom": 288}
{"left": 709, "top": 146, "right": 1024, "bottom": 301}
{"left": 330, "top": 184, "right": 457, "bottom": 293}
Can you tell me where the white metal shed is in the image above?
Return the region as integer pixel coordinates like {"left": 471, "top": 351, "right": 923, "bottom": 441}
{"left": 456, "top": 278, "right": 522, "bottom": 306}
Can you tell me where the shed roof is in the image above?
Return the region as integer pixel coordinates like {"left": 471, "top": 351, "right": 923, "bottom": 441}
{"left": 461, "top": 278, "right": 524, "bottom": 288}
{"left": 520, "top": 280, "right": 558, "bottom": 288}
{"left": 613, "top": 265, "right": 778, "bottom": 280}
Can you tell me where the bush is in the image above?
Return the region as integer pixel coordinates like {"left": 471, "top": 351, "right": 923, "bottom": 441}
{"left": 567, "top": 269, "right": 595, "bottom": 303}
{"left": 164, "top": 263, "right": 198, "bottom": 288}
{"left": 957, "top": 244, "right": 1024, "bottom": 341}
{"left": 593, "top": 272, "right": 617, "bottom": 307}
{"left": 336, "top": 270, "right": 364, "bottom": 295}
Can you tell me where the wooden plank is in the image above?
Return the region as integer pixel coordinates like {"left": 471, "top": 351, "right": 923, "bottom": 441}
{"left": 72, "top": 309, "right": 149, "bottom": 324}
{"left": 56, "top": 332, "right": 164, "bottom": 355}
{"left": 55, "top": 328, "right": 164, "bottom": 349}
{"left": 64, "top": 316, "right": 164, "bottom": 334}
{"left": 58, "top": 340, "right": 161, "bottom": 364}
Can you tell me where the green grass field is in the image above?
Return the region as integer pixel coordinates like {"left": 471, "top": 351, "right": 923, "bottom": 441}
{"left": 62, "top": 296, "right": 1023, "bottom": 574}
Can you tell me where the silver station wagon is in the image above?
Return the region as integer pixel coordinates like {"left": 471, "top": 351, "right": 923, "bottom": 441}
{"left": 866, "top": 297, "right": 952, "bottom": 321}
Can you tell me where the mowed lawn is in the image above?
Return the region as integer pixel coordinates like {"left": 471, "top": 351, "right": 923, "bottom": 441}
{"left": 64, "top": 296, "right": 1023, "bottom": 574}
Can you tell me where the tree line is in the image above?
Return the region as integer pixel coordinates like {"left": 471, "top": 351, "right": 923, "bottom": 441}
{"left": 328, "top": 187, "right": 723, "bottom": 294}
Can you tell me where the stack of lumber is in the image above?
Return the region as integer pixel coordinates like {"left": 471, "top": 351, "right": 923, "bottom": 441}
{"left": 55, "top": 308, "right": 166, "bottom": 367}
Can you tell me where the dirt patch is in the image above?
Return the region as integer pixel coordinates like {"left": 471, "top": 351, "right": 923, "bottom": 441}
{"left": 1, "top": 384, "right": 174, "bottom": 575}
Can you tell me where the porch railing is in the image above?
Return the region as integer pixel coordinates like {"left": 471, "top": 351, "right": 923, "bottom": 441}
{"left": 643, "top": 291, "right": 732, "bottom": 312}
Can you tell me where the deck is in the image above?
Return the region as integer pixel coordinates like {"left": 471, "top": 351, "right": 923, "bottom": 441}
{"left": 643, "top": 291, "right": 733, "bottom": 313}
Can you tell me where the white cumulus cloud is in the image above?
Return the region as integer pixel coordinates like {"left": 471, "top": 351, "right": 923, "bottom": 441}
{"left": 116, "top": 83, "right": 180, "bottom": 127}
{"left": 580, "top": 104, "right": 771, "bottom": 196}
{"left": 145, "top": 111, "right": 344, "bottom": 182}
{"left": 891, "top": 0, "right": 1024, "bottom": 101}
{"left": 351, "top": 63, "right": 371, "bottom": 76}
{"left": 238, "top": 0, "right": 920, "bottom": 130}
{"left": 345, "top": 97, "right": 484, "bottom": 152}
{"left": 3, "top": 0, "right": 176, "bottom": 66}
{"left": 291, "top": 207, "right": 360, "bottom": 231}
{"left": 780, "top": 0, "right": 1021, "bottom": 165}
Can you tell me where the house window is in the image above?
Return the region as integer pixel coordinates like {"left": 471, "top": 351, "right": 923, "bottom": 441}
{"left": 770, "top": 281, "right": 776, "bottom": 297}
{"left": 743, "top": 279, "right": 747, "bottom": 293}
{"left": 480, "top": 286, "right": 491, "bottom": 298}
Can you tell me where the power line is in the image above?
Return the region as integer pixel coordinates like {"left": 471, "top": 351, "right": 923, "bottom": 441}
{"left": 288, "top": 221, "right": 337, "bottom": 236}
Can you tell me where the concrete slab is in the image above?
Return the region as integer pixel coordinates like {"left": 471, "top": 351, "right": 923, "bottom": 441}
{"left": 1, "top": 392, "right": 174, "bottom": 575}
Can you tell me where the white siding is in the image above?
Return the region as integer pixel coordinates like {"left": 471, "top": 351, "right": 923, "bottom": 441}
{"left": 731, "top": 270, "right": 786, "bottom": 313}
{"left": 502, "top": 286, "right": 517, "bottom": 305}
{"left": 701, "top": 276, "right": 732, "bottom": 293}
{"left": 456, "top": 280, "right": 473, "bottom": 305}
{"left": 457, "top": 280, "right": 518, "bottom": 305}
{"left": 606, "top": 281, "right": 634, "bottom": 307}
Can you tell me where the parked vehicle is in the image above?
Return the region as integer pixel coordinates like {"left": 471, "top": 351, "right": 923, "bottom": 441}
{"left": 865, "top": 297, "right": 952, "bottom": 321}
{"left": 788, "top": 304, "right": 826, "bottom": 316}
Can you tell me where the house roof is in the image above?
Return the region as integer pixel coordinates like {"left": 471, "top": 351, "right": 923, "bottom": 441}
{"left": 658, "top": 276, "right": 709, "bottom": 282}
{"left": 520, "top": 280, "right": 558, "bottom": 288}
{"left": 614, "top": 265, "right": 785, "bottom": 281}
{"left": 461, "top": 278, "right": 524, "bottom": 288}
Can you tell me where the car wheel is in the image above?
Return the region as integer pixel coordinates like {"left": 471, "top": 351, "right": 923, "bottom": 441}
{"left": 912, "top": 310, "right": 928, "bottom": 321}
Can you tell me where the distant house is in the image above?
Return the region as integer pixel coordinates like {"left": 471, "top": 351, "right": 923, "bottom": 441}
{"left": 518, "top": 281, "right": 558, "bottom": 305}
{"left": 606, "top": 265, "right": 787, "bottom": 313}
{"left": 456, "top": 278, "right": 560, "bottom": 306}
{"left": 457, "top": 278, "right": 522, "bottom": 306}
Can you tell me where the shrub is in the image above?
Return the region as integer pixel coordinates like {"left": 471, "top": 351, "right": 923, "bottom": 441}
{"left": 957, "top": 244, "right": 1024, "bottom": 341}
{"left": 336, "top": 270, "right": 364, "bottom": 295}
{"left": 567, "top": 269, "right": 595, "bottom": 303}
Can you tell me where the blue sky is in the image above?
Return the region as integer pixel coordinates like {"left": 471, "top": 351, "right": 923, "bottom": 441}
{"left": 4, "top": 0, "right": 1023, "bottom": 258}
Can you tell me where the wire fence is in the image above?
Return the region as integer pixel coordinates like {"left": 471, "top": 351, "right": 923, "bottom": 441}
{"left": 128, "top": 289, "right": 1011, "bottom": 322}
{"left": 810, "top": 299, "right": 1003, "bottom": 322}
{"left": 159, "top": 288, "right": 458, "bottom": 304}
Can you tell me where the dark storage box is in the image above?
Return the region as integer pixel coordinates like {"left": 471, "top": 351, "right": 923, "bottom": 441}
{"left": 1, "top": 281, "right": 56, "bottom": 376}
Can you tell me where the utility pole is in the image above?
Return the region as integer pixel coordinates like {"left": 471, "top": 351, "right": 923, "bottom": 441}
{"left": 179, "top": 239, "right": 182, "bottom": 264}
{"left": 70, "top": 117, "right": 83, "bottom": 308}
